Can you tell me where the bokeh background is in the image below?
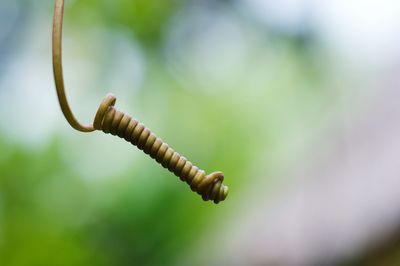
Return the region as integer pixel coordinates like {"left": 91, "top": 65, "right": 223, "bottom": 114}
{"left": 1, "top": 0, "right": 400, "bottom": 265}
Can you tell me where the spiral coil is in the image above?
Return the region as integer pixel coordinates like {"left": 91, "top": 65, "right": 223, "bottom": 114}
{"left": 52, "top": 0, "right": 229, "bottom": 203}
{"left": 92, "top": 94, "right": 229, "bottom": 203}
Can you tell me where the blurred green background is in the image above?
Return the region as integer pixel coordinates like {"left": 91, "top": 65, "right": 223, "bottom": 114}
{"left": 1, "top": 1, "right": 400, "bottom": 265}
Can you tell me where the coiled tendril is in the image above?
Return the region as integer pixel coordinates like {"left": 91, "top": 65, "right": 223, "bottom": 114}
{"left": 93, "top": 94, "right": 228, "bottom": 203}
{"left": 52, "top": 0, "right": 229, "bottom": 203}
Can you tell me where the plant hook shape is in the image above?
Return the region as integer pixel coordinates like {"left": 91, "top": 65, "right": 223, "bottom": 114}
{"left": 52, "top": 0, "right": 229, "bottom": 203}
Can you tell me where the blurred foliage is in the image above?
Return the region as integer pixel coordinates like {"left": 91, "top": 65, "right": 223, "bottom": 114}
{"left": 1, "top": 0, "right": 400, "bottom": 265}
{"left": 0, "top": 135, "right": 223, "bottom": 266}
{"left": 0, "top": 138, "right": 97, "bottom": 265}
{"left": 0, "top": 0, "right": 346, "bottom": 265}
{"left": 67, "top": 0, "right": 182, "bottom": 49}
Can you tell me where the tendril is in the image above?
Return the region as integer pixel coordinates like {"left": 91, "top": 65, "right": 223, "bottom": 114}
{"left": 52, "top": 0, "right": 229, "bottom": 203}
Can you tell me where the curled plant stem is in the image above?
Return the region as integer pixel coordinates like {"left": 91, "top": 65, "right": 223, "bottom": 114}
{"left": 51, "top": 0, "right": 229, "bottom": 203}
{"left": 53, "top": 0, "right": 94, "bottom": 132}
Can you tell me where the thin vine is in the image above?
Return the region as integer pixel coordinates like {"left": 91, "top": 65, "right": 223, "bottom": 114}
{"left": 52, "top": 0, "right": 229, "bottom": 203}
